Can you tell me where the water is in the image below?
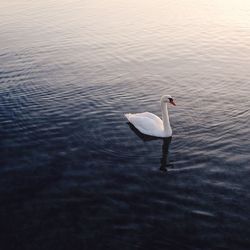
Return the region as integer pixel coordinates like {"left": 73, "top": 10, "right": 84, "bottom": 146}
{"left": 1, "top": 0, "right": 250, "bottom": 249}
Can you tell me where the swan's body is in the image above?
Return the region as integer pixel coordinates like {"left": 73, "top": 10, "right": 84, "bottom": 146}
{"left": 125, "top": 95, "right": 176, "bottom": 138}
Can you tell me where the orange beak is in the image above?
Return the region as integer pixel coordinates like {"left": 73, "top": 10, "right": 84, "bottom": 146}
{"left": 170, "top": 100, "right": 176, "bottom": 106}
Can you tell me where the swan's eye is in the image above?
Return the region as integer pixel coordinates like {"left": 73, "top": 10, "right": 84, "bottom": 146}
{"left": 168, "top": 98, "right": 173, "bottom": 102}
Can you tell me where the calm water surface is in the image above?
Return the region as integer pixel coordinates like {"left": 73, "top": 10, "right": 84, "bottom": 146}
{"left": 1, "top": 0, "right": 250, "bottom": 249}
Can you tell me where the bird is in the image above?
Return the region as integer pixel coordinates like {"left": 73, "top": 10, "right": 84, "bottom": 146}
{"left": 125, "top": 95, "right": 176, "bottom": 138}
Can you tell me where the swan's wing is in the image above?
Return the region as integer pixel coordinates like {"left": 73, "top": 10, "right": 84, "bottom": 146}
{"left": 139, "top": 112, "right": 163, "bottom": 126}
{"left": 125, "top": 112, "right": 164, "bottom": 137}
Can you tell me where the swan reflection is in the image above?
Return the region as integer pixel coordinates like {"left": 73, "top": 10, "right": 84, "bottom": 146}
{"left": 127, "top": 123, "right": 174, "bottom": 171}
{"left": 160, "top": 137, "right": 173, "bottom": 172}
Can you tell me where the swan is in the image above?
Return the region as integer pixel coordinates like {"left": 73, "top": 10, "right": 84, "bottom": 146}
{"left": 125, "top": 95, "right": 176, "bottom": 138}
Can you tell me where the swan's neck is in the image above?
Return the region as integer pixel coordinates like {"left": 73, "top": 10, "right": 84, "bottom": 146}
{"left": 161, "top": 100, "right": 172, "bottom": 135}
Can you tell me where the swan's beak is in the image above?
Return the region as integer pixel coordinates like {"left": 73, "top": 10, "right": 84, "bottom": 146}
{"left": 170, "top": 100, "right": 176, "bottom": 106}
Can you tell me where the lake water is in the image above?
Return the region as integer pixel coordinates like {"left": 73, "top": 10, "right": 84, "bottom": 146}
{"left": 1, "top": 0, "right": 250, "bottom": 249}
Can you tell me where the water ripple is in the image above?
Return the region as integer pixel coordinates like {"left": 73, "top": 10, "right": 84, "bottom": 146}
{"left": 1, "top": 0, "right": 250, "bottom": 249}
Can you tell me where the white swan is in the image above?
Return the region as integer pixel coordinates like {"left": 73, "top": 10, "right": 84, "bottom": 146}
{"left": 125, "top": 95, "right": 176, "bottom": 138}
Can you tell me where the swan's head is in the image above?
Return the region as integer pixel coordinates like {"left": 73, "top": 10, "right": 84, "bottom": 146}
{"left": 161, "top": 95, "right": 176, "bottom": 106}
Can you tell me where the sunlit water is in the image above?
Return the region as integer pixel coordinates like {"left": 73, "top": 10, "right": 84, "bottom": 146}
{"left": 1, "top": 0, "right": 250, "bottom": 249}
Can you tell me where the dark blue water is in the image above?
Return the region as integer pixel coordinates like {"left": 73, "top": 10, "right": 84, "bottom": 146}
{"left": 1, "top": 0, "right": 250, "bottom": 249}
